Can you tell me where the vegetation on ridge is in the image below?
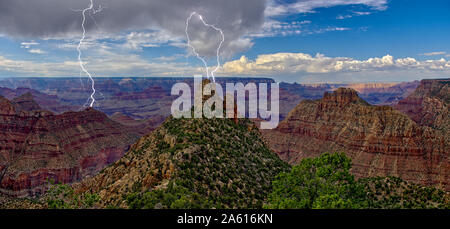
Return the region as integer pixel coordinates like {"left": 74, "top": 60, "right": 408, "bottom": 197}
{"left": 266, "top": 153, "right": 449, "bottom": 209}
{"left": 123, "top": 117, "right": 290, "bottom": 209}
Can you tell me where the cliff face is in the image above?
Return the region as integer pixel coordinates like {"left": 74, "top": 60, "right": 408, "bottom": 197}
{"left": 0, "top": 96, "right": 138, "bottom": 197}
{"left": 395, "top": 79, "right": 449, "bottom": 137}
{"left": 262, "top": 88, "right": 449, "bottom": 190}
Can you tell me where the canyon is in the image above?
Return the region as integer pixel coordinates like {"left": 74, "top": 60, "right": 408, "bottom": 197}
{"left": 0, "top": 77, "right": 445, "bottom": 198}
{"left": 0, "top": 94, "right": 138, "bottom": 197}
{"left": 0, "top": 78, "right": 419, "bottom": 121}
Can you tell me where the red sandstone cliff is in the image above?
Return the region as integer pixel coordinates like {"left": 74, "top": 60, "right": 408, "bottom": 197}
{"left": 262, "top": 88, "right": 449, "bottom": 190}
{"left": 395, "top": 79, "right": 449, "bottom": 138}
{"left": 0, "top": 96, "right": 139, "bottom": 197}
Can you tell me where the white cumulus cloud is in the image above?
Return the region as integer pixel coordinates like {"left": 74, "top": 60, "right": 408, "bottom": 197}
{"left": 220, "top": 52, "right": 450, "bottom": 76}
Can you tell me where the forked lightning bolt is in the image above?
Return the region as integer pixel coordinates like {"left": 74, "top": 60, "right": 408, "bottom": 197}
{"left": 186, "top": 12, "right": 225, "bottom": 82}
{"left": 77, "top": 0, "right": 102, "bottom": 107}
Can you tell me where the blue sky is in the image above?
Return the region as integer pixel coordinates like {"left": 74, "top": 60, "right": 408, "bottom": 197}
{"left": 0, "top": 0, "right": 449, "bottom": 83}
{"left": 249, "top": 0, "right": 450, "bottom": 60}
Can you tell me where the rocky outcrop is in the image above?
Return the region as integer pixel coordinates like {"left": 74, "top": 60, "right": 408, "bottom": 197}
{"left": 74, "top": 116, "right": 289, "bottom": 208}
{"left": 262, "top": 88, "right": 449, "bottom": 190}
{"left": 395, "top": 79, "right": 449, "bottom": 137}
{"left": 0, "top": 96, "right": 138, "bottom": 197}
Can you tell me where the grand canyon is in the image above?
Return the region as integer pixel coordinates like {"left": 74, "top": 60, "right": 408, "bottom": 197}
{"left": 0, "top": 0, "right": 449, "bottom": 212}
{"left": 0, "top": 77, "right": 448, "bottom": 209}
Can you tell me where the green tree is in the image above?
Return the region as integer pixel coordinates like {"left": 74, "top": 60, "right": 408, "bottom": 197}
{"left": 46, "top": 183, "right": 99, "bottom": 209}
{"left": 265, "top": 152, "right": 367, "bottom": 209}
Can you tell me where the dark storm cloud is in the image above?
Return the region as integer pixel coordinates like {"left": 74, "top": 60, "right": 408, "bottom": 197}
{"left": 0, "top": 0, "right": 267, "bottom": 56}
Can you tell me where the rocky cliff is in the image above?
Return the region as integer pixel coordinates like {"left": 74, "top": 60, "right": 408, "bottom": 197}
{"left": 262, "top": 88, "right": 449, "bottom": 190}
{"left": 395, "top": 79, "right": 449, "bottom": 138}
{"left": 0, "top": 95, "right": 139, "bottom": 197}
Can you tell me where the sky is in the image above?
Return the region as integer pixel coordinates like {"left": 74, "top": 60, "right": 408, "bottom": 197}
{"left": 0, "top": 0, "right": 449, "bottom": 83}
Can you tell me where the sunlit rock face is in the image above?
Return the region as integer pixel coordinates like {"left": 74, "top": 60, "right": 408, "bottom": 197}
{"left": 0, "top": 95, "right": 138, "bottom": 197}
{"left": 263, "top": 87, "right": 449, "bottom": 191}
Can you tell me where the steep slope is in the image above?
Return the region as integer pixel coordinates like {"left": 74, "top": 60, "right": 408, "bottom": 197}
{"left": 74, "top": 116, "right": 289, "bottom": 208}
{"left": 263, "top": 88, "right": 449, "bottom": 190}
{"left": 395, "top": 79, "right": 449, "bottom": 137}
{"left": 0, "top": 96, "right": 139, "bottom": 197}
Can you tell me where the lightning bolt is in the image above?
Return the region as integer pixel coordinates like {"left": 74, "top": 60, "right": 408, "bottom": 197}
{"left": 186, "top": 12, "right": 225, "bottom": 82}
{"left": 76, "top": 0, "right": 102, "bottom": 107}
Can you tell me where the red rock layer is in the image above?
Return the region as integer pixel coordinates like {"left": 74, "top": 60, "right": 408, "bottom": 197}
{"left": 0, "top": 96, "right": 138, "bottom": 197}
{"left": 263, "top": 88, "right": 449, "bottom": 190}
{"left": 394, "top": 79, "right": 449, "bottom": 136}
{"left": 11, "top": 92, "right": 42, "bottom": 111}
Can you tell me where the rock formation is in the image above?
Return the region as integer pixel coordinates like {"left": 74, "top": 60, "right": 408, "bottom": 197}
{"left": 0, "top": 95, "right": 138, "bottom": 197}
{"left": 263, "top": 88, "right": 449, "bottom": 190}
{"left": 395, "top": 78, "right": 449, "bottom": 138}
{"left": 74, "top": 116, "right": 289, "bottom": 208}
